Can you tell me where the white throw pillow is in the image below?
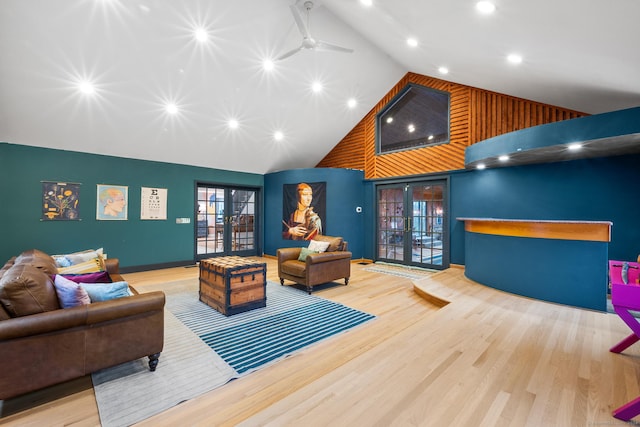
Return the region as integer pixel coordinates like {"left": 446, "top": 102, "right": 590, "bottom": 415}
{"left": 308, "top": 240, "right": 330, "bottom": 253}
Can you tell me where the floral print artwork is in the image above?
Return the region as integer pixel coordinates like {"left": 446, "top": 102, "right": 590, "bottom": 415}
{"left": 42, "top": 182, "right": 80, "bottom": 220}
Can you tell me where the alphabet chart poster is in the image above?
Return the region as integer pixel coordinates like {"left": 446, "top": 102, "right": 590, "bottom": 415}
{"left": 140, "top": 187, "right": 167, "bottom": 220}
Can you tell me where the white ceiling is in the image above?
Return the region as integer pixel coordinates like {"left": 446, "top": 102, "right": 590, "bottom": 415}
{"left": 2, "top": 0, "right": 639, "bottom": 175}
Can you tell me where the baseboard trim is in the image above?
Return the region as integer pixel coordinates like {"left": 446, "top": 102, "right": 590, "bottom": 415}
{"left": 120, "top": 260, "right": 195, "bottom": 273}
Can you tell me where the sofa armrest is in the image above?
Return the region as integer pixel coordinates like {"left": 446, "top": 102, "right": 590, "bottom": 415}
{"left": 86, "top": 291, "right": 165, "bottom": 324}
{"left": 104, "top": 258, "right": 124, "bottom": 282}
{"left": 306, "top": 251, "right": 352, "bottom": 265}
{"left": 0, "top": 292, "right": 165, "bottom": 341}
{"left": 0, "top": 306, "right": 87, "bottom": 340}
{"left": 277, "top": 247, "right": 301, "bottom": 263}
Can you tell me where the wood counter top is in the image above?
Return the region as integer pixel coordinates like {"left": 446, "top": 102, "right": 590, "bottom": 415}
{"left": 457, "top": 217, "right": 612, "bottom": 242}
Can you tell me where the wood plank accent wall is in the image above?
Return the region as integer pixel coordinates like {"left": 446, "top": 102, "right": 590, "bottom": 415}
{"left": 316, "top": 72, "right": 587, "bottom": 179}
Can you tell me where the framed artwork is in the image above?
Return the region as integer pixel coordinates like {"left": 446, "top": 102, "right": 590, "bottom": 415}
{"left": 140, "top": 187, "right": 167, "bottom": 220}
{"left": 282, "top": 181, "right": 326, "bottom": 240}
{"left": 42, "top": 181, "right": 81, "bottom": 221}
{"left": 96, "top": 184, "right": 128, "bottom": 220}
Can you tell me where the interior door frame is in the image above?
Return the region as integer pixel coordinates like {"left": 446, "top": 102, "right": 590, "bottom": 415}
{"left": 374, "top": 176, "right": 449, "bottom": 270}
{"left": 194, "top": 182, "right": 262, "bottom": 261}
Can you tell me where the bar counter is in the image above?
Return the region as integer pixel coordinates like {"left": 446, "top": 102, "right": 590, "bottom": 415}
{"left": 457, "top": 218, "right": 612, "bottom": 311}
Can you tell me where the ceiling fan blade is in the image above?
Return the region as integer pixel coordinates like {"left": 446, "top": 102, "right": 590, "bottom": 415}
{"left": 289, "top": 4, "right": 311, "bottom": 39}
{"left": 276, "top": 45, "right": 303, "bottom": 61}
{"left": 315, "top": 40, "right": 354, "bottom": 54}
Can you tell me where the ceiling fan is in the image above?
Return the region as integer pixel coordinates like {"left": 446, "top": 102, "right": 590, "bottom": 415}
{"left": 276, "top": 1, "right": 354, "bottom": 61}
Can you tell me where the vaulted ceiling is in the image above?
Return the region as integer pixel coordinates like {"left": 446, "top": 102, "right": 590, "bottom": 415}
{"left": 1, "top": 0, "right": 639, "bottom": 175}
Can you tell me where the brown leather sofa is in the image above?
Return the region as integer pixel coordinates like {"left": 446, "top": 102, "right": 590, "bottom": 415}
{"left": 0, "top": 249, "right": 165, "bottom": 400}
{"left": 277, "top": 235, "right": 352, "bottom": 294}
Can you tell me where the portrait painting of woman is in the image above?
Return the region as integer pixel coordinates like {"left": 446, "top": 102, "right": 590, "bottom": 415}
{"left": 282, "top": 182, "right": 326, "bottom": 240}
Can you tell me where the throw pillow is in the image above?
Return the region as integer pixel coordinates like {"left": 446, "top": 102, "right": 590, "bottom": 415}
{"left": 57, "top": 257, "right": 104, "bottom": 274}
{"left": 622, "top": 262, "right": 629, "bottom": 285}
{"left": 61, "top": 271, "right": 112, "bottom": 284}
{"left": 65, "top": 248, "right": 104, "bottom": 265}
{"left": 14, "top": 250, "right": 58, "bottom": 275}
{"left": 52, "top": 255, "right": 72, "bottom": 268}
{"left": 53, "top": 275, "right": 91, "bottom": 308}
{"left": 53, "top": 248, "right": 104, "bottom": 267}
{"left": 0, "top": 257, "right": 16, "bottom": 280}
{"left": 312, "top": 235, "right": 343, "bottom": 252}
{"left": 81, "top": 281, "right": 132, "bottom": 302}
{"left": 298, "top": 247, "right": 318, "bottom": 261}
{"left": 0, "top": 264, "right": 60, "bottom": 317}
{"left": 308, "top": 240, "right": 330, "bottom": 253}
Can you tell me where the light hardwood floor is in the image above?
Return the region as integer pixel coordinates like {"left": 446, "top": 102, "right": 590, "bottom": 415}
{"left": 1, "top": 259, "right": 639, "bottom": 426}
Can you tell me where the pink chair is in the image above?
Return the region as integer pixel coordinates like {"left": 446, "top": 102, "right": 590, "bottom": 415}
{"left": 609, "top": 259, "right": 640, "bottom": 421}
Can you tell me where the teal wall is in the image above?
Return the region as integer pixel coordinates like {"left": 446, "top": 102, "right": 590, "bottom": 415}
{"left": 0, "top": 143, "right": 263, "bottom": 269}
{"left": 264, "top": 168, "right": 366, "bottom": 258}
{"left": 450, "top": 151, "right": 640, "bottom": 265}
{"left": 464, "top": 231, "right": 608, "bottom": 311}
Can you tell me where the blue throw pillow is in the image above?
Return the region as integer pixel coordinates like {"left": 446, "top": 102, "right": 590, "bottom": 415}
{"left": 81, "top": 281, "right": 132, "bottom": 302}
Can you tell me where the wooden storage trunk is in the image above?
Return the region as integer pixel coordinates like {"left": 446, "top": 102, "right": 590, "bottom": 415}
{"left": 199, "top": 256, "right": 266, "bottom": 316}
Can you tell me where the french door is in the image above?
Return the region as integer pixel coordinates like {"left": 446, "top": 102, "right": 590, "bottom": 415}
{"left": 377, "top": 180, "right": 448, "bottom": 269}
{"left": 195, "top": 183, "right": 259, "bottom": 261}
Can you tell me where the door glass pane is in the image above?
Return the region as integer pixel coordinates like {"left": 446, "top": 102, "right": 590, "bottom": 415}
{"left": 196, "top": 185, "right": 259, "bottom": 260}
{"left": 378, "top": 187, "right": 404, "bottom": 261}
{"left": 411, "top": 185, "right": 443, "bottom": 265}
{"left": 197, "top": 186, "right": 225, "bottom": 256}
{"left": 232, "top": 190, "right": 255, "bottom": 251}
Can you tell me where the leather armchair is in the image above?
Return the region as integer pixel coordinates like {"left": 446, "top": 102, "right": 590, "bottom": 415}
{"left": 278, "top": 235, "right": 351, "bottom": 294}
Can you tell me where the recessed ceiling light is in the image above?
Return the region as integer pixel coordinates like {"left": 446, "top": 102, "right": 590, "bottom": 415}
{"left": 476, "top": 163, "right": 486, "bottom": 170}
{"left": 78, "top": 81, "right": 95, "bottom": 95}
{"left": 386, "top": 117, "right": 393, "bottom": 124}
{"left": 262, "top": 59, "right": 275, "bottom": 71}
{"left": 194, "top": 28, "right": 209, "bottom": 43}
{"left": 407, "top": 124, "right": 416, "bottom": 133}
{"left": 476, "top": 1, "right": 496, "bottom": 14}
{"left": 311, "top": 81, "right": 323, "bottom": 93}
{"left": 498, "top": 155, "right": 509, "bottom": 161}
{"left": 274, "top": 131, "right": 284, "bottom": 141}
{"left": 507, "top": 53, "right": 523, "bottom": 64}
{"left": 347, "top": 98, "right": 357, "bottom": 109}
{"left": 165, "top": 103, "right": 178, "bottom": 114}
{"left": 568, "top": 143, "right": 582, "bottom": 151}
{"left": 360, "top": 0, "right": 373, "bottom": 6}
{"left": 406, "top": 38, "right": 418, "bottom": 47}
{"left": 428, "top": 135, "right": 434, "bottom": 140}
{"left": 438, "top": 66, "right": 449, "bottom": 75}
{"left": 228, "top": 119, "right": 239, "bottom": 129}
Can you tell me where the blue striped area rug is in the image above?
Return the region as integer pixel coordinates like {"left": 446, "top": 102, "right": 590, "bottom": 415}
{"left": 167, "top": 282, "right": 375, "bottom": 375}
